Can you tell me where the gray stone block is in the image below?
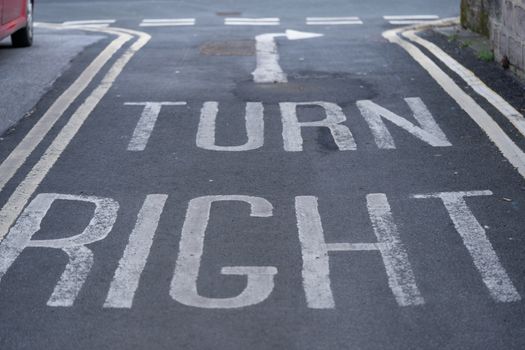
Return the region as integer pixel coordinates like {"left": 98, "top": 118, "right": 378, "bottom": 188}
{"left": 508, "top": 36, "right": 523, "bottom": 68}
{"left": 515, "top": 5, "right": 525, "bottom": 38}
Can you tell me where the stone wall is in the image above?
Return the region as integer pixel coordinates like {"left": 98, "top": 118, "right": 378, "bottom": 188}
{"left": 461, "top": 0, "right": 525, "bottom": 77}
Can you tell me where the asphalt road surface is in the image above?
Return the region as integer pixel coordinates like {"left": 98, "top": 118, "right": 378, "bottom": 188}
{"left": 1, "top": 0, "right": 525, "bottom": 349}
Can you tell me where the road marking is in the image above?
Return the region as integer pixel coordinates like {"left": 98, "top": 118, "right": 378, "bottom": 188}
{"left": 356, "top": 97, "right": 452, "bottom": 149}
{"left": 295, "top": 195, "right": 423, "bottom": 309}
{"left": 384, "top": 15, "right": 439, "bottom": 25}
{"left": 252, "top": 29, "right": 323, "bottom": 83}
{"left": 63, "top": 19, "right": 116, "bottom": 27}
{"left": 306, "top": 17, "right": 363, "bottom": 25}
{"left": 225, "top": 17, "right": 280, "bottom": 26}
{"left": 0, "top": 193, "right": 119, "bottom": 307}
{"left": 403, "top": 28, "right": 525, "bottom": 138}
{"left": 140, "top": 18, "right": 196, "bottom": 27}
{"left": 413, "top": 191, "right": 521, "bottom": 303}
{"left": 197, "top": 102, "right": 264, "bottom": 151}
{"left": 171, "top": 196, "right": 277, "bottom": 309}
{"left": 125, "top": 102, "right": 187, "bottom": 151}
{"left": 383, "top": 26, "right": 525, "bottom": 179}
{"left": 280, "top": 102, "right": 356, "bottom": 151}
{"left": 0, "top": 28, "right": 150, "bottom": 242}
{"left": 0, "top": 25, "right": 130, "bottom": 223}
{"left": 104, "top": 195, "right": 168, "bottom": 309}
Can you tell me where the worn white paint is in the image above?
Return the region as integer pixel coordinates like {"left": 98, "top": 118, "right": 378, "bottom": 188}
{"left": 140, "top": 19, "right": 196, "bottom": 27}
{"left": 125, "top": 102, "right": 186, "bottom": 151}
{"left": 104, "top": 195, "right": 168, "bottom": 309}
{"left": 366, "top": 194, "right": 424, "bottom": 307}
{"left": 295, "top": 195, "right": 423, "bottom": 309}
{"left": 306, "top": 17, "right": 363, "bottom": 25}
{"left": 0, "top": 193, "right": 119, "bottom": 307}
{"left": 384, "top": 15, "right": 439, "bottom": 25}
{"left": 356, "top": 97, "right": 452, "bottom": 149}
{"left": 252, "top": 30, "right": 323, "bottom": 83}
{"left": 170, "top": 196, "right": 277, "bottom": 308}
{"left": 383, "top": 28, "right": 525, "bottom": 179}
{"left": 280, "top": 102, "right": 356, "bottom": 151}
{"left": 225, "top": 18, "right": 280, "bottom": 26}
{"left": 196, "top": 102, "right": 264, "bottom": 151}
{"left": 413, "top": 191, "right": 521, "bottom": 302}
{"left": 403, "top": 29, "right": 525, "bottom": 138}
{"left": 63, "top": 19, "right": 116, "bottom": 27}
{"left": 0, "top": 28, "right": 130, "bottom": 229}
{"left": 0, "top": 28, "right": 150, "bottom": 242}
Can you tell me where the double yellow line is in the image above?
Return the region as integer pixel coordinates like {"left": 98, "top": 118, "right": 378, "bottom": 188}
{"left": 0, "top": 24, "right": 150, "bottom": 241}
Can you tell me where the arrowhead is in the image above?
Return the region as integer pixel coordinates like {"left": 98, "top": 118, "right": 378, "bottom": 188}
{"left": 285, "top": 30, "right": 324, "bottom": 40}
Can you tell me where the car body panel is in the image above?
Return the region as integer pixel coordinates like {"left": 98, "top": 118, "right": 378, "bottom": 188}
{"left": 0, "top": 0, "right": 28, "bottom": 41}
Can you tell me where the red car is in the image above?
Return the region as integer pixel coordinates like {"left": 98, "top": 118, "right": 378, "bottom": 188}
{"left": 0, "top": 0, "right": 33, "bottom": 47}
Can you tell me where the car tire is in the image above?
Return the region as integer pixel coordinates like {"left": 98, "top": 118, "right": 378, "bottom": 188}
{"left": 11, "top": 0, "right": 33, "bottom": 48}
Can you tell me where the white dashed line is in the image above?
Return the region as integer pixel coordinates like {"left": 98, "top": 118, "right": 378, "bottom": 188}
{"left": 63, "top": 19, "right": 116, "bottom": 27}
{"left": 306, "top": 17, "right": 363, "bottom": 25}
{"left": 384, "top": 15, "right": 439, "bottom": 25}
{"left": 225, "top": 17, "right": 280, "bottom": 26}
{"left": 140, "top": 18, "right": 196, "bottom": 27}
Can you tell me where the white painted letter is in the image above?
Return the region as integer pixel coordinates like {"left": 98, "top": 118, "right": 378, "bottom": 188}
{"left": 196, "top": 102, "right": 264, "bottom": 151}
{"left": 0, "top": 193, "right": 119, "bottom": 307}
{"left": 125, "top": 102, "right": 187, "bottom": 151}
{"left": 356, "top": 97, "right": 451, "bottom": 148}
{"left": 104, "top": 194, "right": 168, "bottom": 308}
{"left": 280, "top": 102, "right": 356, "bottom": 151}
{"left": 413, "top": 190, "right": 521, "bottom": 302}
{"left": 171, "top": 195, "right": 277, "bottom": 308}
{"left": 295, "top": 195, "right": 423, "bottom": 308}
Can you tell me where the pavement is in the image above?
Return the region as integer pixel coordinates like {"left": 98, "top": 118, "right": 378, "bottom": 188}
{"left": 0, "top": 0, "right": 524, "bottom": 349}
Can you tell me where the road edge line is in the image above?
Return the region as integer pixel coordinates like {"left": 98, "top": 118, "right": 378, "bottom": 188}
{"left": 383, "top": 23, "right": 525, "bottom": 180}
{"left": 401, "top": 20, "right": 525, "bottom": 138}
{"left": 0, "top": 27, "right": 151, "bottom": 241}
{"left": 0, "top": 24, "right": 131, "bottom": 195}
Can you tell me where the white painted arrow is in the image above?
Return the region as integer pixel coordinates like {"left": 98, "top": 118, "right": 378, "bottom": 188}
{"left": 252, "top": 30, "right": 324, "bottom": 83}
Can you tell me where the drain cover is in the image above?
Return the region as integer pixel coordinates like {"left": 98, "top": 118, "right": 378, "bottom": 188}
{"left": 216, "top": 11, "right": 242, "bottom": 17}
{"left": 200, "top": 40, "right": 255, "bottom": 56}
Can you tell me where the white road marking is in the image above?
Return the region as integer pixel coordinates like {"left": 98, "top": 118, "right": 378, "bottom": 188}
{"left": 306, "top": 17, "right": 363, "bottom": 25}
{"left": 0, "top": 193, "right": 119, "bottom": 307}
{"left": 383, "top": 27, "right": 525, "bottom": 179}
{"left": 295, "top": 195, "right": 423, "bottom": 309}
{"left": 413, "top": 191, "right": 521, "bottom": 303}
{"left": 63, "top": 19, "right": 116, "bottom": 28}
{"left": 384, "top": 15, "right": 439, "bottom": 25}
{"left": 125, "top": 102, "right": 187, "bottom": 151}
{"left": 225, "top": 17, "right": 280, "bottom": 26}
{"left": 140, "top": 18, "right": 195, "bottom": 27}
{"left": 356, "top": 97, "right": 452, "bottom": 149}
{"left": 280, "top": 102, "right": 356, "bottom": 151}
{"left": 0, "top": 26, "right": 130, "bottom": 222}
{"left": 0, "top": 28, "right": 150, "bottom": 242}
{"left": 170, "top": 196, "right": 277, "bottom": 309}
{"left": 384, "top": 15, "right": 440, "bottom": 20}
{"left": 403, "top": 28, "right": 525, "bottom": 138}
{"left": 197, "top": 102, "right": 264, "bottom": 151}
{"left": 252, "top": 30, "right": 323, "bottom": 83}
{"left": 104, "top": 195, "right": 168, "bottom": 309}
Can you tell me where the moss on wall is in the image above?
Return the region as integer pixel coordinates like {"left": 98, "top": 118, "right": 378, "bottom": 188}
{"left": 461, "top": 0, "right": 491, "bottom": 37}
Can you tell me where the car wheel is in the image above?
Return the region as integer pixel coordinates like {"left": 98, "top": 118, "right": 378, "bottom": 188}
{"left": 11, "top": 0, "right": 33, "bottom": 48}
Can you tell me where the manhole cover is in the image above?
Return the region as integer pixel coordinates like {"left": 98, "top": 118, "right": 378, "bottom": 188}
{"left": 216, "top": 11, "right": 242, "bottom": 17}
{"left": 200, "top": 40, "right": 255, "bottom": 56}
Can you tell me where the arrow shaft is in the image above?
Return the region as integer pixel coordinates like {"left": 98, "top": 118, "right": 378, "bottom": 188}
{"left": 253, "top": 34, "right": 287, "bottom": 84}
